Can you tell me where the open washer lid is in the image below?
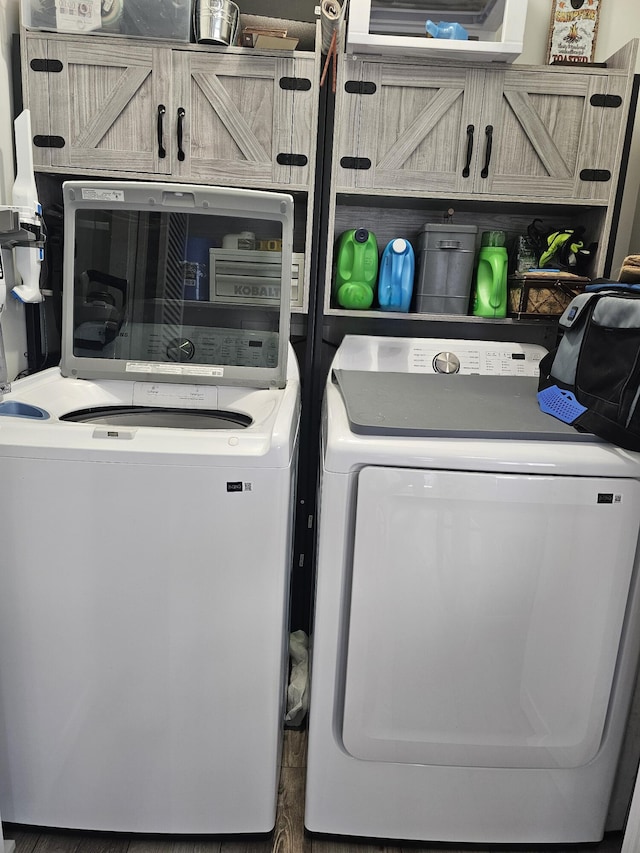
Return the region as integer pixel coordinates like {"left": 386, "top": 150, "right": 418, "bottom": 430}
{"left": 60, "top": 181, "right": 294, "bottom": 390}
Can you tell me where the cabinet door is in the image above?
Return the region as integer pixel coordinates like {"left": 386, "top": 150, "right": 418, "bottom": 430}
{"left": 476, "top": 69, "right": 615, "bottom": 201}
{"left": 37, "top": 39, "right": 172, "bottom": 175}
{"left": 336, "top": 60, "right": 484, "bottom": 195}
{"left": 576, "top": 73, "right": 630, "bottom": 203}
{"left": 22, "top": 37, "right": 55, "bottom": 171}
{"left": 175, "top": 52, "right": 313, "bottom": 188}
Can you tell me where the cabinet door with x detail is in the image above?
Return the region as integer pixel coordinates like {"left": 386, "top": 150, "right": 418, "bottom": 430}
{"left": 335, "top": 59, "right": 484, "bottom": 196}
{"left": 475, "top": 69, "right": 617, "bottom": 202}
{"left": 174, "top": 51, "right": 314, "bottom": 189}
{"left": 32, "top": 37, "right": 173, "bottom": 175}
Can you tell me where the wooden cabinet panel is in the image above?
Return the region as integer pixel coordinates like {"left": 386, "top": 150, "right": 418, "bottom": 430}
{"left": 43, "top": 41, "right": 172, "bottom": 175}
{"left": 23, "top": 37, "right": 53, "bottom": 171}
{"left": 577, "top": 73, "right": 630, "bottom": 203}
{"left": 177, "top": 52, "right": 315, "bottom": 189}
{"left": 335, "top": 57, "right": 632, "bottom": 205}
{"left": 336, "top": 60, "right": 484, "bottom": 195}
{"left": 479, "top": 69, "right": 611, "bottom": 200}
{"left": 289, "top": 55, "right": 317, "bottom": 190}
{"left": 22, "top": 33, "right": 317, "bottom": 190}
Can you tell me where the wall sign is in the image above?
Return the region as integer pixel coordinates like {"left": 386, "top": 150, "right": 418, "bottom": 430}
{"left": 547, "top": 0, "right": 602, "bottom": 65}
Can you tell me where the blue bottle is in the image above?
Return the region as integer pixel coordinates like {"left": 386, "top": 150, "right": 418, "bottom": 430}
{"left": 377, "top": 238, "right": 415, "bottom": 313}
{"left": 425, "top": 20, "right": 469, "bottom": 40}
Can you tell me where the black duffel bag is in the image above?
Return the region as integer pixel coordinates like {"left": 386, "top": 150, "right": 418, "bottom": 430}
{"left": 538, "top": 283, "right": 640, "bottom": 452}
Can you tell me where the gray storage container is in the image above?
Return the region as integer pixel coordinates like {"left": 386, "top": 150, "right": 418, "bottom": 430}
{"left": 415, "top": 224, "right": 478, "bottom": 314}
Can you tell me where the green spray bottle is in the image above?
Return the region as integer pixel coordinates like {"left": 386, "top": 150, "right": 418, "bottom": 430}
{"left": 334, "top": 228, "right": 378, "bottom": 310}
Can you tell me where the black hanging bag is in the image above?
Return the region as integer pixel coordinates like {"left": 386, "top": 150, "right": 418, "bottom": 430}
{"left": 537, "top": 283, "right": 640, "bottom": 451}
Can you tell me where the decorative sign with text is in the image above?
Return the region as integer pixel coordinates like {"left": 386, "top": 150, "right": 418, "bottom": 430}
{"left": 547, "top": 0, "right": 601, "bottom": 65}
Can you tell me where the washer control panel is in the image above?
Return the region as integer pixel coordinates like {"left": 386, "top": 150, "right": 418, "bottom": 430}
{"left": 125, "top": 325, "right": 280, "bottom": 368}
{"left": 334, "top": 336, "right": 547, "bottom": 377}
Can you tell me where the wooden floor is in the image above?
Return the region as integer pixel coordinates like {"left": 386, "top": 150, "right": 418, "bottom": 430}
{"left": 2, "top": 730, "right": 624, "bottom": 853}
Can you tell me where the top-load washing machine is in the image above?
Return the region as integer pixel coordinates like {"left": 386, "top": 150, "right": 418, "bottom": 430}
{"left": 305, "top": 334, "right": 640, "bottom": 845}
{"left": 0, "top": 181, "right": 300, "bottom": 834}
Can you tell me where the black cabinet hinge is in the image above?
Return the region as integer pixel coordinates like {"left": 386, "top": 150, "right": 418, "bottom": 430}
{"left": 33, "top": 135, "right": 65, "bottom": 148}
{"left": 279, "top": 77, "right": 312, "bottom": 91}
{"left": 340, "top": 156, "right": 371, "bottom": 170}
{"left": 579, "top": 169, "right": 611, "bottom": 182}
{"left": 30, "top": 58, "right": 63, "bottom": 73}
{"left": 590, "top": 94, "right": 623, "bottom": 108}
{"left": 344, "top": 80, "right": 377, "bottom": 95}
{"left": 277, "top": 153, "right": 308, "bottom": 166}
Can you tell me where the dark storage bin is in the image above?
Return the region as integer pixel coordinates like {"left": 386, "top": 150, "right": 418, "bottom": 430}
{"left": 415, "top": 224, "right": 478, "bottom": 314}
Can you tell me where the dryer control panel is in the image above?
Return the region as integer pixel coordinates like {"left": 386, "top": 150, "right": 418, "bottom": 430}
{"left": 334, "top": 336, "right": 546, "bottom": 377}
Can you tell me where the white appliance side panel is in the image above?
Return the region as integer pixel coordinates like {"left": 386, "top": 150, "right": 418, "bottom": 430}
{"left": 0, "top": 455, "right": 294, "bottom": 834}
{"left": 342, "top": 467, "right": 640, "bottom": 769}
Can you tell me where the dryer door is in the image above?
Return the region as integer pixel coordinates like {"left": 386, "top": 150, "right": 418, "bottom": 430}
{"left": 342, "top": 466, "right": 640, "bottom": 769}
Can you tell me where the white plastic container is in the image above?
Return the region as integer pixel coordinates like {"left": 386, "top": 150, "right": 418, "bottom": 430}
{"left": 21, "top": 0, "right": 192, "bottom": 42}
{"left": 346, "top": 0, "right": 527, "bottom": 63}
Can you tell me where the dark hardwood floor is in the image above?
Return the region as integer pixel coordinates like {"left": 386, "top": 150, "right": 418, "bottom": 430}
{"left": 2, "top": 730, "right": 624, "bottom": 853}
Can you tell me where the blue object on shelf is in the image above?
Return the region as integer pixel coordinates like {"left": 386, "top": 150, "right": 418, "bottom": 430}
{"left": 537, "top": 385, "right": 587, "bottom": 425}
{"left": 425, "top": 20, "right": 469, "bottom": 40}
{"left": 585, "top": 281, "right": 640, "bottom": 293}
{"left": 377, "top": 238, "right": 415, "bottom": 313}
{"left": 0, "top": 401, "right": 50, "bottom": 420}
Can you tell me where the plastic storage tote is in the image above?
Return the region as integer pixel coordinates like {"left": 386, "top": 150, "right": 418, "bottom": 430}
{"left": 21, "top": 0, "right": 192, "bottom": 41}
{"left": 415, "top": 224, "right": 478, "bottom": 314}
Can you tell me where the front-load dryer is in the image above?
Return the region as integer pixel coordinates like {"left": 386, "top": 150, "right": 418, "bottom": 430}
{"left": 0, "top": 181, "right": 300, "bottom": 834}
{"left": 305, "top": 335, "right": 640, "bottom": 845}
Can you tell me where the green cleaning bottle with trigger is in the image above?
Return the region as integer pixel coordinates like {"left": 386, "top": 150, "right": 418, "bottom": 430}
{"left": 472, "top": 231, "right": 508, "bottom": 319}
{"left": 334, "top": 228, "right": 378, "bottom": 310}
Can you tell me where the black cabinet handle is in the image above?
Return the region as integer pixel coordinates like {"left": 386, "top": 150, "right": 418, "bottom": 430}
{"left": 157, "top": 104, "right": 166, "bottom": 159}
{"left": 177, "top": 107, "right": 186, "bottom": 162}
{"left": 480, "top": 124, "right": 493, "bottom": 179}
{"left": 462, "top": 124, "right": 474, "bottom": 178}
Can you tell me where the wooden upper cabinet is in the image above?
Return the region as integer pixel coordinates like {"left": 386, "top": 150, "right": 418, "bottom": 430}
{"left": 173, "top": 52, "right": 315, "bottom": 188}
{"left": 335, "top": 56, "right": 631, "bottom": 204}
{"left": 30, "top": 39, "right": 173, "bottom": 175}
{"left": 21, "top": 32, "right": 317, "bottom": 190}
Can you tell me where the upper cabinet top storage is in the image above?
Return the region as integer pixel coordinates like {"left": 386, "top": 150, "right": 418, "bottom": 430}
{"left": 21, "top": 0, "right": 192, "bottom": 42}
{"left": 346, "top": 0, "right": 528, "bottom": 63}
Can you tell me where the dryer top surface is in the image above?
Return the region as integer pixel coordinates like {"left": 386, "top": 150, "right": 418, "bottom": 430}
{"left": 333, "top": 371, "right": 596, "bottom": 442}
{"left": 324, "top": 336, "right": 640, "bottom": 476}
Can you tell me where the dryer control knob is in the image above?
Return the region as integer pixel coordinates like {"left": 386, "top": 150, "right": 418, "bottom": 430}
{"left": 166, "top": 337, "right": 195, "bottom": 362}
{"left": 433, "top": 351, "right": 460, "bottom": 374}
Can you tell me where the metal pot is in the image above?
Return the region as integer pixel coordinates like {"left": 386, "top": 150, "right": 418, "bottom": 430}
{"left": 195, "top": 0, "right": 240, "bottom": 45}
